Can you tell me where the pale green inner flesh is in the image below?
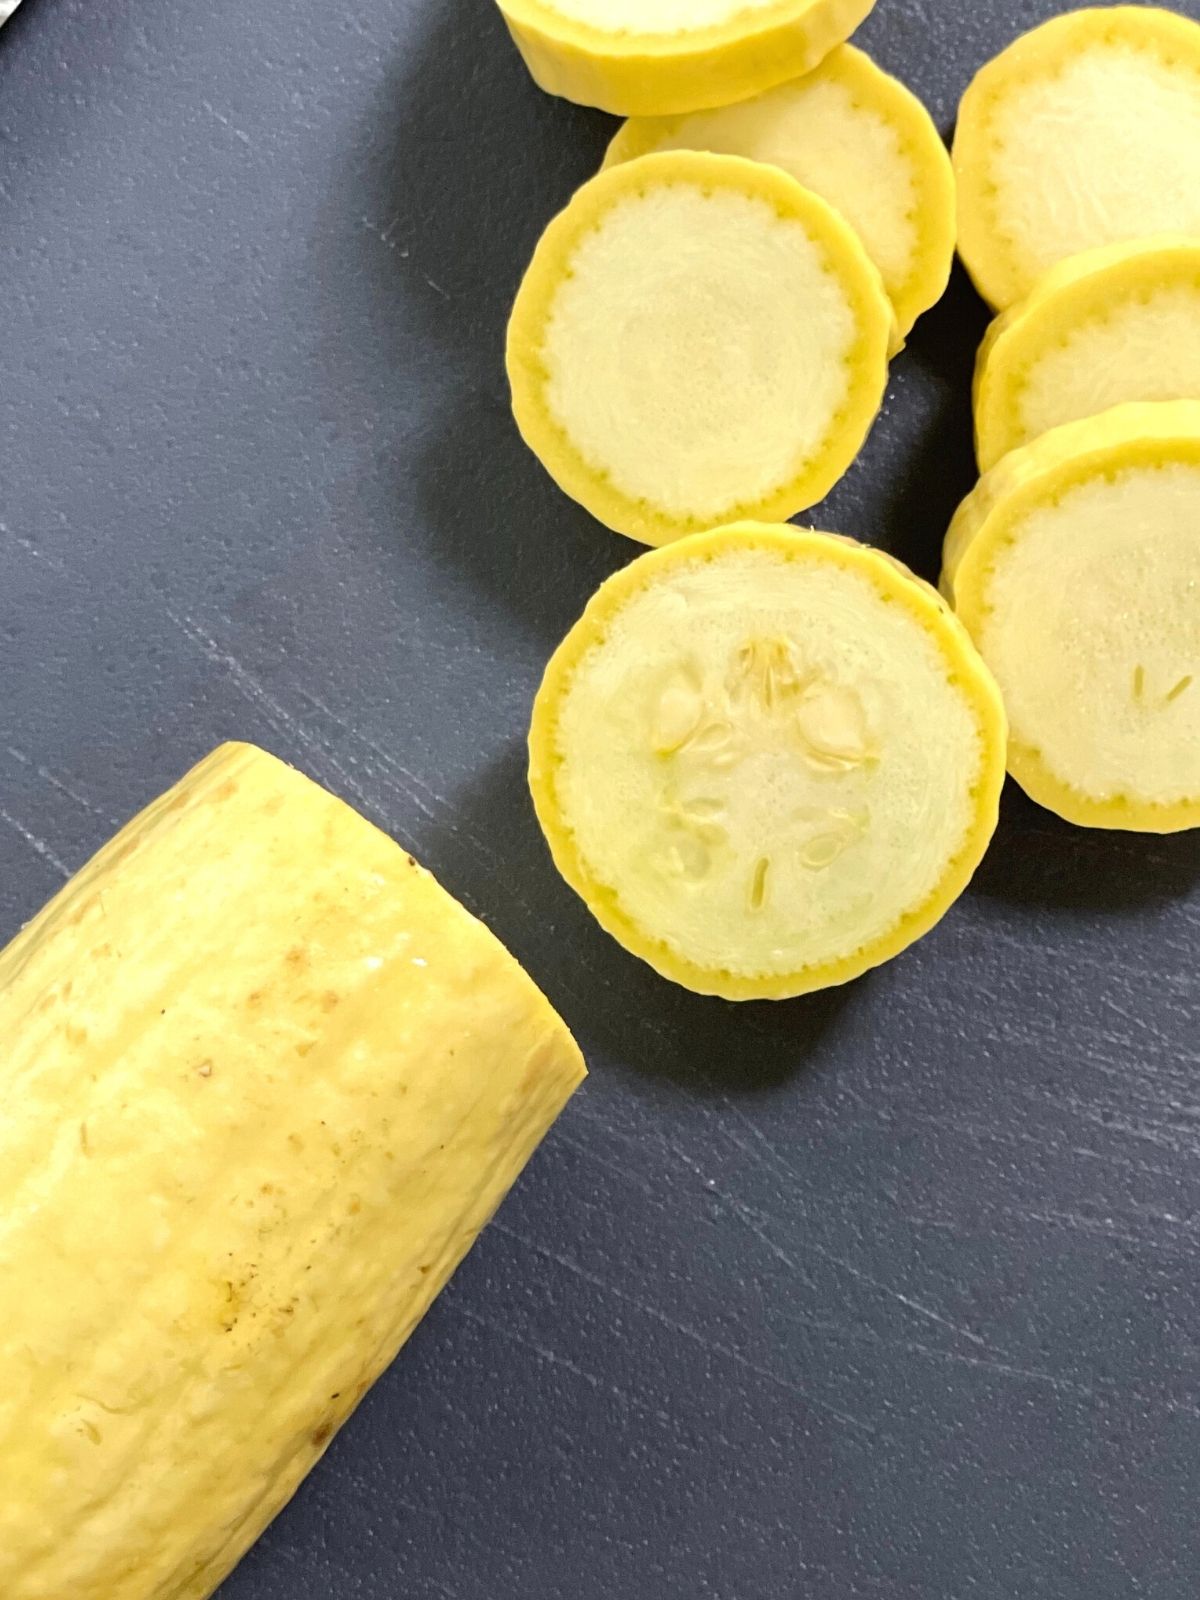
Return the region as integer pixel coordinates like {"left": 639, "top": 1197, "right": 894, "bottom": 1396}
{"left": 542, "top": 185, "right": 856, "bottom": 523}
{"left": 1013, "top": 283, "right": 1200, "bottom": 449}
{"left": 988, "top": 42, "right": 1200, "bottom": 288}
{"left": 553, "top": 549, "right": 984, "bottom": 979}
{"left": 621, "top": 71, "right": 918, "bottom": 300}
{"left": 544, "top": 0, "right": 777, "bottom": 33}
{"left": 979, "top": 464, "right": 1200, "bottom": 805}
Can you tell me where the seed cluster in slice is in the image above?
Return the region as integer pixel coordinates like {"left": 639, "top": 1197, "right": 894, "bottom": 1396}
{"left": 507, "top": 151, "right": 892, "bottom": 547}
{"left": 530, "top": 523, "right": 1006, "bottom": 999}
{"left": 495, "top": 0, "right": 877, "bottom": 117}
{"left": 944, "top": 401, "right": 1200, "bottom": 834}
{"left": 974, "top": 236, "right": 1200, "bottom": 471}
{"left": 954, "top": 6, "right": 1200, "bottom": 311}
{"left": 604, "top": 44, "right": 954, "bottom": 341}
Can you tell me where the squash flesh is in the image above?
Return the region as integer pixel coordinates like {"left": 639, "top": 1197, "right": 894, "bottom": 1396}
{"left": 604, "top": 45, "right": 955, "bottom": 340}
{"left": 954, "top": 6, "right": 1200, "bottom": 310}
{"left": 945, "top": 403, "right": 1200, "bottom": 831}
{"left": 0, "top": 742, "right": 585, "bottom": 1600}
{"left": 530, "top": 524, "right": 1007, "bottom": 999}
{"left": 974, "top": 236, "right": 1200, "bottom": 469}
{"left": 507, "top": 151, "right": 892, "bottom": 546}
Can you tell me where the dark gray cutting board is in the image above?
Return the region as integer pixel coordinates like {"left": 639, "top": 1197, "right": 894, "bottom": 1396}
{"left": 2, "top": 1, "right": 1199, "bottom": 1595}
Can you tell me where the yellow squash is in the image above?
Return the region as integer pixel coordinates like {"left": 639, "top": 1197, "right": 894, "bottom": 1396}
{"left": 944, "top": 402, "right": 1200, "bottom": 832}
{"left": 0, "top": 741, "right": 585, "bottom": 1600}
{"left": 507, "top": 151, "right": 893, "bottom": 546}
{"left": 530, "top": 523, "right": 1006, "bottom": 999}
{"left": 604, "top": 44, "right": 955, "bottom": 342}
{"left": 974, "top": 235, "right": 1200, "bottom": 470}
{"left": 496, "top": 0, "right": 877, "bottom": 117}
{"left": 954, "top": 6, "right": 1200, "bottom": 310}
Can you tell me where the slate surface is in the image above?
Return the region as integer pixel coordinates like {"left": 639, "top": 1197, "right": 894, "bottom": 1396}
{"left": 2, "top": 1, "right": 1199, "bottom": 1595}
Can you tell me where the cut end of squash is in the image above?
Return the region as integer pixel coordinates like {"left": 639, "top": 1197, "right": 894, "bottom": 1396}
{"left": 507, "top": 151, "right": 892, "bottom": 546}
{"left": 946, "top": 402, "right": 1200, "bottom": 832}
{"left": 530, "top": 524, "right": 1007, "bottom": 1000}
{"left": 954, "top": 6, "right": 1200, "bottom": 310}
{"left": 604, "top": 44, "right": 955, "bottom": 340}
{"left": 975, "top": 235, "right": 1200, "bottom": 471}
{"left": 496, "top": 0, "right": 878, "bottom": 117}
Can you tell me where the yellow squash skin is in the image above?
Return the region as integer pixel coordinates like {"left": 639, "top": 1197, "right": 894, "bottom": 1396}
{"left": 530, "top": 523, "right": 1007, "bottom": 1001}
{"left": 974, "top": 235, "right": 1200, "bottom": 470}
{"left": 944, "top": 403, "right": 1200, "bottom": 832}
{"left": 954, "top": 6, "right": 1200, "bottom": 310}
{"left": 603, "top": 44, "right": 955, "bottom": 342}
{"left": 495, "top": 0, "right": 876, "bottom": 117}
{"left": 0, "top": 742, "right": 585, "bottom": 1600}
{"left": 507, "top": 150, "right": 893, "bottom": 547}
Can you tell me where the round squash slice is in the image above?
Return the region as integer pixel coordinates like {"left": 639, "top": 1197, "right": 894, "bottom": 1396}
{"left": 529, "top": 524, "right": 1007, "bottom": 1000}
{"left": 507, "top": 151, "right": 893, "bottom": 547}
{"left": 954, "top": 7, "right": 1200, "bottom": 311}
{"left": 944, "top": 401, "right": 1200, "bottom": 833}
{"left": 975, "top": 236, "right": 1200, "bottom": 470}
{"left": 603, "top": 44, "right": 955, "bottom": 341}
{"left": 495, "top": 0, "right": 877, "bottom": 117}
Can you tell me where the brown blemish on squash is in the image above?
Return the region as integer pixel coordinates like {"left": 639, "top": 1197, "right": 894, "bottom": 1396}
{"left": 311, "top": 1421, "right": 334, "bottom": 1448}
{"left": 216, "top": 780, "right": 239, "bottom": 800}
{"left": 285, "top": 945, "right": 309, "bottom": 968}
{"left": 320, "top": 991, "right": 340, "bottom": 1012}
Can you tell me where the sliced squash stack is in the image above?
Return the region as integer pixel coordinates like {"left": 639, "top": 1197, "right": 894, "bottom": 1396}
{"left": 507, "top": 151, "right": 893, "bottom": 546}
{"left": 603, "top": 44, "right": 956, "bottom": 343}
{"left": 973, "top": 236, "right": 1200, "bottom": 471}
{"left": 942, "top": 9, "right": 1200, "bottom": 835}
{"left": 501, "top": 4, "right": 954, "bottom": 543}
{"left": 496, "top": 0, "right": 878, "bottom": 116}
{"left": 530, "top": 524, "right": 1006, "bottom": 998}
{"left": 944, "top": 404, "right": 1200, "bottom": 833}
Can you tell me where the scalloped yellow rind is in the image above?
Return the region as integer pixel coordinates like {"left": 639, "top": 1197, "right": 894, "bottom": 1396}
{"left": 944, "top": 402, "right": 1200, "bottom": 833}
{"left": 506, "top": 150, "right": 893, "bottom": 547}
{"left": 529, "top": 523, "right": 1008, "bottom": 1001}
{"left": 954, "top": 6, "right": 1200, "bottom": 311}
{"left": 974, "top": 235, "right": 1200, "bottom": 470}
{"left": 603, "top": 44, "right": 955, "bottom": 341}
{"left": 495, "top": 0, "right": 877, "bottom": 117}
{"left": 0, "top": 741, "right": 585, "bottom": 1600}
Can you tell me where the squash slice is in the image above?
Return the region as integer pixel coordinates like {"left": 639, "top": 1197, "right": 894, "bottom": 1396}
{"left": 944, "top": 402, "right": 1200, "bottom": 832}
{"left": 975, "top": 235, "right": 1200, "bottom": 470}
{"left": 604, "top": 44, "right": 955, "bottom": 341}
{"left": 0, "top": 742, "right": 585, "bottom": 1600}
{"left": 507, "top": 151, "right": 893, "bottom": 546}
{"left": 954, "top": 6, "right": 1200, "bottom": 310}
{"left": 496, "top": 0, "right": 876, "bottom": 117}
{"left": 529, "top": 524, "right": 1007, "bottom": 1000}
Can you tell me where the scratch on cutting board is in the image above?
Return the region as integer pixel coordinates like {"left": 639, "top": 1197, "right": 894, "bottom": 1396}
{"left": 452, "top": 1300, "right": 680, "bottom": 1434}
{"left": 361, "top": 215, "right": 410, "bottom": 256}
{"left": 5, "top": 746, "right": 120, "bottom": 828}
{"left": 201, "top": 99, "right": 252, "bottom": 146}
{"left": 0, "top": 522, "right": 68, "bottom": 576}
{"left": 552, "top": 1127, "right": 659, "bottom": 1200}
{"left": 663, "top": 1134, "right": 821, "bottom": 1294}
{"left": 293, "top": 686, "right": 444, "bottom": 825}
{"left": 165, "top": 608, "right": 379, "bottom": 819}
{"left": 490, "top": 1218, "right": 880, "bottom": 1439}
{"left": 0, "top": 808, "right": 70, "bottom": 879}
